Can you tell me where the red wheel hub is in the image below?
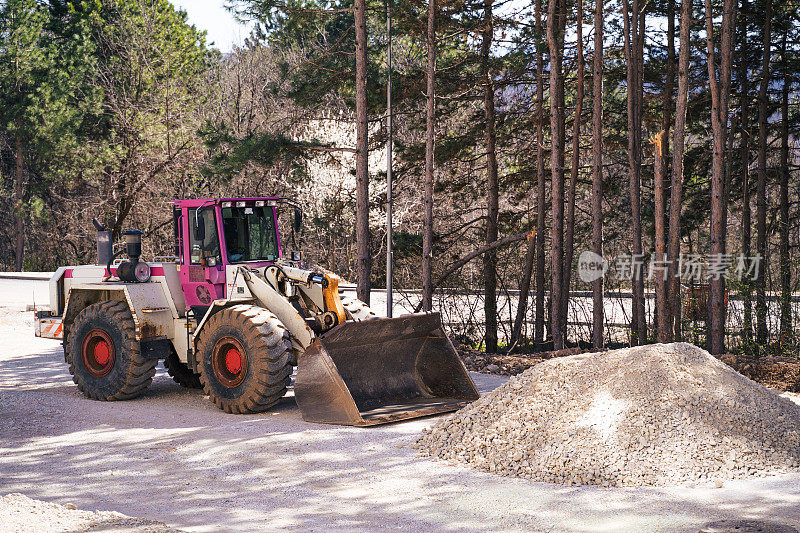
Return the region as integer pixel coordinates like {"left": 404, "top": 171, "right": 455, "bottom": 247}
{"left": 94, "top": 339, "right": 111, "bottom": 365}
{"left": 212, "top": 337, "right": 247, "bottom": 388}
{"left": 82, "top": 329, "right": 115, "bottom": 378}
{"left": 225, "top": 347, "right": 242, "bottom": 375}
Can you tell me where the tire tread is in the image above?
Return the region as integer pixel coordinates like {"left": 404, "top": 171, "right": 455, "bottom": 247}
{"left": 67, "top": 300, "right": 157, "bottom": 401}
{"left": 196, "top": 305, "right": 294, "bottom": 414}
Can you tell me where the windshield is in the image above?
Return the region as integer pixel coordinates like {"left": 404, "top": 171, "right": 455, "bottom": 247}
{"left": 189, "top": 207, "right": 221, "bottom": 266}
{"left": 221, "top": 206, "right": 279, "bottom": 263}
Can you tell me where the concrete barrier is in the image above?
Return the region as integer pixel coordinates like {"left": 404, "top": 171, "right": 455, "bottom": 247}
{"left": 0, "top": 272, "right": 52, "bottom": 281}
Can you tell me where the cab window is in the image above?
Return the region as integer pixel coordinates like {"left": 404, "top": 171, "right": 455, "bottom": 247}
{"left": 189, "top": 207, "right": 221, "bottom": 266}
{"left": 221, "top": 206, "right": 278, "bottom": 263}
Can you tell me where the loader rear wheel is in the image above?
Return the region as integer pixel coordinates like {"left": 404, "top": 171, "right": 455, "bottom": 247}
{"left": 196, "top": 304, "right": 293, "bottom": 414}
{"left": 163, "top": 349, "right": 202, "bottom": 389}
{"left": 340, "top": 295, "right": 377, "bottom": 321}
{"left": 67, "top": 301, "right": 157, "bottom": 401}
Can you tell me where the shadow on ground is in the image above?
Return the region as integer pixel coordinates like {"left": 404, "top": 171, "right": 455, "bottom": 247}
{"left": 2, "top": 308, "right": 800, "bottom": 532}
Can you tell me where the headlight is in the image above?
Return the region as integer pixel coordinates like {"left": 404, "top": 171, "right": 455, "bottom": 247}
{"left": 134, "top": 262, "right": 151, "bottom": 283}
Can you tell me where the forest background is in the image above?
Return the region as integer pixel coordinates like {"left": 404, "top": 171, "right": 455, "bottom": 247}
{"left": 0, "top": 0, "right": 797, "bottom": 356}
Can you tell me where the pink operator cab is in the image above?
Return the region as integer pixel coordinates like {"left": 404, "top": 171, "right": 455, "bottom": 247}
{"left": 171, "top": 198, "right": 286, "bottom": 310}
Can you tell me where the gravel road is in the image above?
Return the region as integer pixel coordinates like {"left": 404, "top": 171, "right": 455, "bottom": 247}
{"left": 2, "top": 278, "right": 800, "bottom": 532}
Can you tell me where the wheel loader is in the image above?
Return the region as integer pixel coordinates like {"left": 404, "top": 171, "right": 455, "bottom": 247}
{"left": 34, "top": 197, "right": 478, "bottom": 426}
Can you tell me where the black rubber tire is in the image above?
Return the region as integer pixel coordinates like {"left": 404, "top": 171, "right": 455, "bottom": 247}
{"left": 163, "top": 349, "right": 202, "bottom": 389}
{"left": 67, "top": 301, "right": 157, "bottom": 401}
{"left": 340, "top": 295, "right": 377, "bottom": 321}
{"left": 196, "top": 304, "right": 293, "bottom": 414}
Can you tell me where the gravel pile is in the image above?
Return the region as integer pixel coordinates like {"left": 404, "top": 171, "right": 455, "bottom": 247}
{"left": 416, "top": 342, "right": 800, "bottom": 487}
{"left": 0, "top": 493, "right": 178, "bottom": 533}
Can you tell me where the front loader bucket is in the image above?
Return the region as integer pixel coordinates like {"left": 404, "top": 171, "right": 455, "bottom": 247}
{"left": 294, "top": 313, "right": 479, "bottom": 426}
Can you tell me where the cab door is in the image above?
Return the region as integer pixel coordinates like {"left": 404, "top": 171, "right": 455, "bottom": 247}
{"left": 180, "top": 205, "right": 226, "bottom": 315}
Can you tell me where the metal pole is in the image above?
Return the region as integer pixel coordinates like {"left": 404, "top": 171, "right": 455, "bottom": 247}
{"left": 386, "top": 0, "right": 394, "bottom": 318}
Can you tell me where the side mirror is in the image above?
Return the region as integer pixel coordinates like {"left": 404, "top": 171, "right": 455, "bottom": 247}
{"left": 193, "top": 211, "right": 206, "bottom": 242}
{"left": 293, "top": 207, "right": 303, "bottom": 234}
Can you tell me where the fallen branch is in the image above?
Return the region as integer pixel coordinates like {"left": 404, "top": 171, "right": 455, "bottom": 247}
{"left": 304, "top": 144, "right": 357, "bottom": 153}
{"left": 414, "top": 229, "right": 533, "bottom": 313}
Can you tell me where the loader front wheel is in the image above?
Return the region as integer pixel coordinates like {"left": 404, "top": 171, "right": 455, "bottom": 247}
{"left": 196, "top": 305, "right": 293, "bottom": 414}
{"left": 163, "top": 349, "right": 202, "bottom": 389}
{"left": 67, "top": 301, "right": 157, "bottom": 401}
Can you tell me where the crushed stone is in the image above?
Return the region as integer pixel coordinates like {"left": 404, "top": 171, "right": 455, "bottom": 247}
{"left": 0, "top": 493, "right": 179, "bottom": 532}
{"left": 415, "top": 342, "right": 800, "bottom": 487}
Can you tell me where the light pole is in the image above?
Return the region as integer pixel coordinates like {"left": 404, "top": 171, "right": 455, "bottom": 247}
{"left": 385, "top": 0, "right": 394, "bottom": 318}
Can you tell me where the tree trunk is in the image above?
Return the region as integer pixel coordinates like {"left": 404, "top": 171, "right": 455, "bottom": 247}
{"left": 561, "top": 0, "right": 584, "bottom": 344}
{"left": 512, "top": 233, "right": 535, "bottom": 347}
{"left": 703, "top": 0, "right": 724, "bottom": 354}
{"left": 422, "top": 0, "right": 436, "bottom": 312}
{"left": 663, "top": 0, "right": 676, "bottom": 185}
{"left": 512, "top": 0, "right": 546, "bottom": 349}
{"left": 703, "top": 0, "right": 736, "bottom": 355}
{"left": 654, "top": 0, "right": 675, "bottom": 342}
{"left": 591, "top": 0, "right": 604, "bottom": 349}
{"left": 622, "top": 0, "right": 645, "bottom": 345}
{"left": 637, "top": 4, "right": 647, "bottom": 344}
{"left": 481, "top": 0, "right": 499, "bottom": 353}
{"left": 667, "top": 0, "right": 693, "bottom": 340}
{"left": 354, "top": 0, "right": 371, "bottom": 304}
{"left": 779, "top": 28, "right": 791, "bottom": 342}
{"left": 637, "top": 3, "right": 646, "bottom": 343}
{"left": 547, "top": 0, "right": 565, "bottom": 350}
{"left": 755, "top": 0, "right": 772, "bottom": 348}
{"left": 719, "top": 0, "right": 736, "bottom": 346}
{"left": 14, "top": 127, "right": 25, "bottom": 272}
{"left": 740, "top": 23, "right": 753, "bottom": 344}
{"left": 723, "top": 102, "right": 735, "bottom": 264}
{"left": 534, "top": 0, "right": 547, "bottom": 345}
{"left": 654, "top": 131, "right": 670, "bottom": 341}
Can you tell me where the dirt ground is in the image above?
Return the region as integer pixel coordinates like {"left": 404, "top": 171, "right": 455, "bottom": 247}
{"left": 459, "top": 345, "right": 583, "bottom": 376}
{"left": 3, "top": 278, "right": 800, "bottom": 532}
{"left": 718, "top": 354, "right": 800, "bottom": 392}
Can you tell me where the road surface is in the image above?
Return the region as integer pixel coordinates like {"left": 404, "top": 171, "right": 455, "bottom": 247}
{"left": 1, "top": 278, "right": 800, "bottom": 532}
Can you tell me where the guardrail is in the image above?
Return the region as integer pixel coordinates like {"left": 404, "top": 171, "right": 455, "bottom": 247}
{"left": 2, "top": 272, "right": 799, "bottom": 302}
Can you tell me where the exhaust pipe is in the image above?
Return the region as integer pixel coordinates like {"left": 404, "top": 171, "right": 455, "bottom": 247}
{"left": 93, "top": 218, "right": 112, "bottom": 266}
